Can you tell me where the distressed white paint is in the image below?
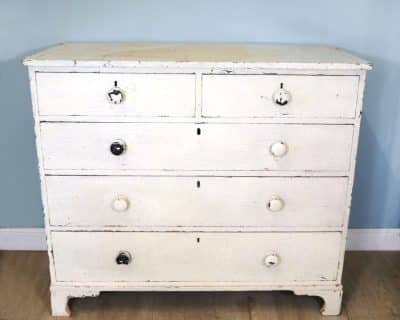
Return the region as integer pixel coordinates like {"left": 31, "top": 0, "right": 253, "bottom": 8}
{"left": 52, "top": 232, "right": 342, "bottom": 282}
{"left": 27, "top": 68, "right": 58, "bottom": 287}
{"left": 36, "top": 73, "right": 196, "bottom": 117}
{"left": 48, "top": 284, "right": 343, "bottom": 317}
{"left": 23, "top": 43, "right": 371, "bottom": 316}
{"left": 294, "top": 287, "right": 343, "bottom": 316}
{"left": 23, "top": 43, "right": 372, "bottom": 70}
{"left": 44, "top": 169, "right": 352, "bottom": 177}
{"left": 202, "top": 75, "right": 359, "bottom": 118}
{"left": 37, "top": 115, "right": 359, "bottom": 124}
{"left": 3, "top": 228, "right": 398, "bottom": 251}
{"left": 40, "top": 123, "right": 354, "bottom": 172}
{"left": 45, "top": 176, "right": 348, "bottom": 228}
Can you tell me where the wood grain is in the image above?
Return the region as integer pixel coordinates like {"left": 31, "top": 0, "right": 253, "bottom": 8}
{"left": 0, "top": 251, "right": 398, "bottom": 320}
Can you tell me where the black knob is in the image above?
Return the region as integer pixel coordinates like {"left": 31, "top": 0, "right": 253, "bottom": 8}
{"left": 110, "top": 140, "right": 126, "bottom": 156}
{"left": 116, "top": 251, "right": 131, "bottom": 265}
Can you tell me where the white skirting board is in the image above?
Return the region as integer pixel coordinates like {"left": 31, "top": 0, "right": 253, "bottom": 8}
{"left": 0, "top": 228, "right": 399, "bottom": 251}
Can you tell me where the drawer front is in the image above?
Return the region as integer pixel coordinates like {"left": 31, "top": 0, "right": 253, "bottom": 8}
{"left": 52, "top": 232, "right": 341, "bottom": 282}
{"left": 36, "top": 73, "right": 196, "bottom": 117}
{"left": 46, "top": 176, "right": 348, "bottom": 227}
{"left": 40, "top": 123, "right": 353, "bottom": 172}
{"left": 202, "top": 75, "right": 359, "bottom": 118}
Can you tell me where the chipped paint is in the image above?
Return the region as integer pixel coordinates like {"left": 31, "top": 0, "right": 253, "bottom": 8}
{"left": 24, "top": 43, "right": 370, "bottom": 317}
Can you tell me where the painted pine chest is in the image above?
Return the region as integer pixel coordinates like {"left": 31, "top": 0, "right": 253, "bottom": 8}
{"left": 23, "top": 43, "right": 371, "bottom": 316}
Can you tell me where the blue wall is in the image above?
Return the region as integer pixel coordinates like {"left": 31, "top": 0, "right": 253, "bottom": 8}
{"left": 1, "top": 0, "right": 399, "bottom": 228}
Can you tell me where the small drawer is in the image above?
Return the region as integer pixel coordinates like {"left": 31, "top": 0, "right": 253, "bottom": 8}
{"left": 46, "top": 176, "right": 348, "bottom": 228}
{"left": 52, "top": 231, "right": 341, "bottom": 282}
{"left": 202, "top": 75, "right": 359, "bottom": 118}
{"left": 36, "top": 73, "right": 196, "bottom": 117}
{"left": 40, "top": 123, "right": 353, "bottom": 172}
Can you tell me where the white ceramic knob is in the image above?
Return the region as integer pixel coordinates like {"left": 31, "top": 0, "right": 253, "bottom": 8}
{"left": 107, "top": 81, "right": 125, "bottom": 104}
{"left": 272, "top": 83, "right": 291, "bottom": 106}
{"left": 111, "top": 195, "right": 130, "bottom": 212}
{"left": 264, "top": 253, "right": 280, "bottom": 268}
{"left": 267, "top": 196, "right": 284, "bottom": 212}
{"left": 269, "top": 141, "right": 288, "bottom": 157}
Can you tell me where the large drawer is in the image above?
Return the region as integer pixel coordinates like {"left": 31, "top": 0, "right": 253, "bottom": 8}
{"left": 202, "top": 75, "right": 359, "bottom": 118}
{"left": 46, "top": 176, "right": 348, "bottom": 227}
{"left": 52, "top": 231, "right": 342, "bottom": 282}
{"left": 36, "top": 73, "right": 196, "bottom": 117}
{"left": 40, "top": 123, "right": 353, "bottom": 172}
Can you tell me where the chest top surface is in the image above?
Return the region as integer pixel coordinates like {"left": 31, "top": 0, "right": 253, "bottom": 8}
{"left": 23, "top": 42, "right": 371, "bottom": 70}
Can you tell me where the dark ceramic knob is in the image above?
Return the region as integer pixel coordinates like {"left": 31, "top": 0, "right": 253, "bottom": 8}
{"left": 110, "top": 140, "right": 126, "bottom": 156}
{"left": 116, "top": 251, "right": 131, "bottom": 265}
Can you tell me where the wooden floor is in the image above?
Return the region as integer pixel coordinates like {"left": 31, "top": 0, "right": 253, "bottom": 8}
{"left": 0, "top": 251, "right": 399, "bottom": 320}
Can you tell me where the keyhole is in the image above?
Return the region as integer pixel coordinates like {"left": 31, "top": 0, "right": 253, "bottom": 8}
{"left": 197, "top": 237, "right": 200, "bottom": 243}
{"left": 280, "top": 82, "right": 284, "bottom": 89}
{"left": 114, "top": 81, "right": 118, "bottom": 87}
{"left": 196, "top": 180, "right": 201, "bottom": 188}
{"left": 197, "top": 128, "right": 201, "bottom": 135}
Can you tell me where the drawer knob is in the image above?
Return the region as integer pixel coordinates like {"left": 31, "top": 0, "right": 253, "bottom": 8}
{"left": 273, "top": 83, "right": 291, "bottom": 106}
{"left": 264, "top": 253, "right": 280, "bottom": 268}
{"left": 116, "top": 251, "right": 132, "bottom": 265}
{"left": 107, "top": 81, "right": 125, "bottom": 104}
{"left": 267, "top": 196, "right": 284, "bottom": 212}
{"left": 111, "top": 195, "right": 130, "bottom": 212}
{"left": 269, "top": 141, "right": 288, "bottom": 157}
{"left": 110, "top": 139, "right": 126, "bottom": 156}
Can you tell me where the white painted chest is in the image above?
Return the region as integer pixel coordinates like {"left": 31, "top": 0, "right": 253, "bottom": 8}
{"left": 24, "top": 43, "right": 371, "bottom": 316}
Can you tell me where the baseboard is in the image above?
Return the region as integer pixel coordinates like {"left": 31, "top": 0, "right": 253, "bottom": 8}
{"left": 346, "top": 228, "right": 400, "bottom": 251}
{"left": 0, "top": 228, "right": 46, "bottom": 250}
{"left": 0, "top": 228, "right": 399, "bottom": 251}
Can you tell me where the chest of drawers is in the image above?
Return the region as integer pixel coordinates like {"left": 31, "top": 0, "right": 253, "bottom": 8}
{"left": 24, "top": 43, "right": 371, "bottom": 317}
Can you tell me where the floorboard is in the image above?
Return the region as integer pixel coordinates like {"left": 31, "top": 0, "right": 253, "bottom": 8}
{"left": 0, "top": 251, "right": 398, "bottom": 320}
